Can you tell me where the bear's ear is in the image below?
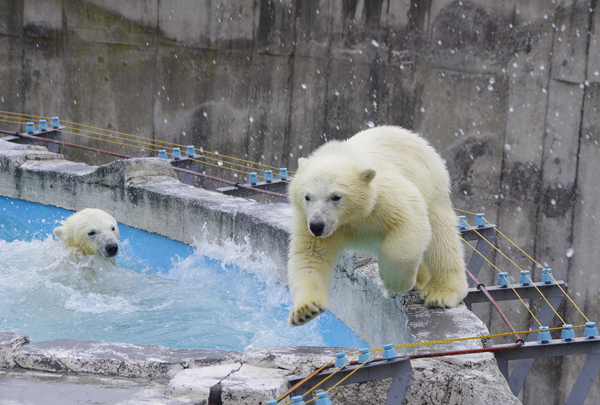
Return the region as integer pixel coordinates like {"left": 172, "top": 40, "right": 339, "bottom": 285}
{"left": 360, "top": 168, "right": 376, "bottom": 183}
{"left": 53, "top": 226, "right": 65, "bottom": 241}
{"left": 297, "top": 157, "right": 308, "bottom": 170}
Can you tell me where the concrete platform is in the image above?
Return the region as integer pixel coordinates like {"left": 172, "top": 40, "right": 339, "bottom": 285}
{"left": 0, "top": 369, "right": 179, "bottom": 405}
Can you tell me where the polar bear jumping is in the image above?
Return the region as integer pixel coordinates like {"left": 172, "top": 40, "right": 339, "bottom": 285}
{"left": 53, "top": 208, "right": 120, "bottom": 259}
{"left": 287, "top": 126, "right": 468, "bottom": 326}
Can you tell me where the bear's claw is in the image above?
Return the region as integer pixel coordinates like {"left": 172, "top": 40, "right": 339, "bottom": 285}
{"left": 289, "top": 301, "right": 327, "bottom": 326}
{"left": 420, "top": 286, "right": 464, "bottom": 308}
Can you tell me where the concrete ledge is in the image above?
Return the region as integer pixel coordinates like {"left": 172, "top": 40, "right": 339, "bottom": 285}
{"left": 13, "top": 339, "right": 241, "bottom": 379}
{"left": 167, "top": 363, "right": 243, "bottom": 401}
{"left": 0, "top": 369, "right": 182, "bottom": 405}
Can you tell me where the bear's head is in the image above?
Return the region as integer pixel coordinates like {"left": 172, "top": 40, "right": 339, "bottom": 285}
{"left": 53, "top": 208, "right": 120, "bottom": 258}
{"left": 289, "top": 153, "right": 376, "bottom": 238}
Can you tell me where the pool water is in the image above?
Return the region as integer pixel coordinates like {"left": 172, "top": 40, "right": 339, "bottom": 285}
{"left": 0, "top": 196, "right": 366, "bottom": 351}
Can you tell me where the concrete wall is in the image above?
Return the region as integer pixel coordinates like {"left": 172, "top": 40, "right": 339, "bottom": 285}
{"left": 1, "top": 1, "right": 600, "bottom": 403}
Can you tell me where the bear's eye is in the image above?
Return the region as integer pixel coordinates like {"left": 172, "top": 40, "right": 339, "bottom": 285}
{"left": 88, "top": 230, "right": 96, "bottom": 237}
{"left": 304, "top": 195, "right": 311, "bottom": 202}
{"left": 111, "top": 226, "right": 115, "bottom": 231}
{"left": 331, "top": 194, "right": 342, "bottom": 202}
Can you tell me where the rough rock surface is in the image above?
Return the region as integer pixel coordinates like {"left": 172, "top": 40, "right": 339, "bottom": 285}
{"left": 14, "top": 339, "right": 241, "bottom": 379}
{"left": 167, "top": 363, "right": 243, "bottom": 401}
{"left": 0, "top": 331, "right": 29, "bottom": 368}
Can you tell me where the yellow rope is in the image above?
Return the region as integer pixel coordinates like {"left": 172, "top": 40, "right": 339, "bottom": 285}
{"left": 0, "top": 110, "right": 294, "bottom": 173}
{"left": 455, "top": 212, "right": 589, "bottom": 324}
{"left": 62, "top": 128, "right": 260, "bottom": 177}
{"left": 66, "top": 118, "right": 289, "bottom": 172}
{"left": 0, "top": 111, "right": 43, "bottom": 120}
{"left": 282, "top": 325, "right": 586, "bottom": 402}
{"left": 277, "top": 358, "right": 336, "bottom": 403}
{"left": 59, "top": 122, "right": 273, "bottom": 174}
{"left": 481, "top": 217, "right": 590, "bottom": 323}
{"left": 0, "top": 117, "right": 269, "bottom": 179}
{"left": 459, "top": 234, "right": 543, "bottom": 327}
{"left": 543, "top": 271, "right": 589, "bottom": 322}
{"left": 280, "top": 352, "right": 365, "bottom": 405}
{"left": 460, "top": 225, "right": 564, "bottom": 325}
{"left": 453, "top": 207, "right": 479, "bottom": 215}
{"left": 523, "top": 272, "right": 566, "bottom": 324}
{"left": 391, "top": 324, "right": 586, "bottom": 350}
{"left": 460, "top": 218, "right": 526, "bottom": 272}
{"left": 1, "top": 114, "right": 270, "bottom": 173}
{"left": 459, "top": 217, "right": 585, "bottom": 325}
{"left": 0, "top": 117, "right": 24, "bottom": 127}
{"left": 493, "top": 226, "right": 544, "bottom": 268}
{"left": 324, "top": 349, "right": 384, "bottom": 396}
{"left": 300, "top": 352, "right": 361, "bottom": 399}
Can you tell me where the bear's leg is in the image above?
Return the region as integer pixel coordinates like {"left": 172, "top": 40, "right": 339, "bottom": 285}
{"left": 287, "top": 234, "right": 341, "bottom": 326}
{"left": 378, "top": 256, "right": 420, "bottom": 297}
{"left": 378, "top": 228, "right": 430, "bottom": 297}
{"left": 420, "top": 211, "right": 468, "bottom": 308}
{"left": 414, "top": 262, "right": 431, "bottom": 291}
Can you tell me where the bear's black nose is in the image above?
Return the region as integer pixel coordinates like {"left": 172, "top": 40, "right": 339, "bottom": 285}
{"left": 309, "top": 221, "right": 325, "bottom": 237}
{"left": 105, "top": 243, "right": 119, "bottom": 257}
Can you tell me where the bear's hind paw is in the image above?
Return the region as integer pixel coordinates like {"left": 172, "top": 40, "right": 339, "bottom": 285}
{"left": 288, "top": 301, "right": 327, "bottom": 326}
{"left": 384, "top": 290, "right": 398, "bottom": 299}
{"left": 420, "top": 287, "right": 464, "bottom": 309}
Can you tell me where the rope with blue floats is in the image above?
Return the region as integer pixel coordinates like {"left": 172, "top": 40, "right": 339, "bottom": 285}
{"left": 269, "top": 323, "right": 598, "bottom": 404}
{"left": 0, "top": 119, "right": 288, "bottom": 198}
{"left": 456, "top": 211, "right": 589, "bottom": 325}
{"left": 0, "top": 111, "right": 293, "bottom": 185}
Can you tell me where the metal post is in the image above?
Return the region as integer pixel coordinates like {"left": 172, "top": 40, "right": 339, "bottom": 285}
{"left": 459, "top": 224, "right": 496, "bottom": 289}
{"left": 45, "top": 130, "right": 62, "bottom": 153}
{"left": 507, "top": 291, "right": 564, "bottom": 395}
{"left": 565, "top": 352, "right": 600, "bottom": 405}
{"left": 495, "top": 338, "right": 600, "bottom": 405}
{"left": 385, "top": 359, "right": 413, "bottom": 405}
{"left": 180, "top": 160, "right": 200, "bottom": 184}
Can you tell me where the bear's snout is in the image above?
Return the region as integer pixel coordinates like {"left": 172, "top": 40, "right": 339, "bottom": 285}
{"left": 309, "top": 221, "right": 326, "bottom": 237}
{"left": 104, "top": 243, "right": 119, "bottom": 258}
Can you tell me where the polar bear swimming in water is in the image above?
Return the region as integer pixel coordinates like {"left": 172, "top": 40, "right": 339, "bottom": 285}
{"left": 53, "top": 208, "right": 119, "bottom": 259}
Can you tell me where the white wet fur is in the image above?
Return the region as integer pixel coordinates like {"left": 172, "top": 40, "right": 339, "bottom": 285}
{"left": 53, "top": 208, "right": 120, "bottom": 259}
{"left": 287, "top": 126, "right": 468, "bottom": 326}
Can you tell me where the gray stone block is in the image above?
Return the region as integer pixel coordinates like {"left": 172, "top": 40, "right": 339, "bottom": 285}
{"left": 167, "top": 362, "right": 242, "bottom": 401}
{"left": 242, "top": 346, "right": 357, "bottom": 376}
{"left": 220, "top": 364, "right": 290, "bottom": 404}
{"left": 14, "top": 339, "right": 241, "bottom": 379}
{"left": 0, "top": 331, "right": 30, "bottom": 368}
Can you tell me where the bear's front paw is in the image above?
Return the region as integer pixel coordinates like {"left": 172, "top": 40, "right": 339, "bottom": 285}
{"left": 288, "top": 301, "right": 327, "bottom": 326}
{"left": 420, "top": 283, "right": 466, "bottom": 309}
